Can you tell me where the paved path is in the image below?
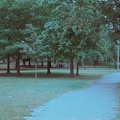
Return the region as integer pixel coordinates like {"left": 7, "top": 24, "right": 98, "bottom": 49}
{"left": 25, "top": 72, "right": 120, "bottom": 120}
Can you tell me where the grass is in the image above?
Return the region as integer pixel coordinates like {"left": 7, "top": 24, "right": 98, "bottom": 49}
{"left": 0, "top": 68, "right": 116, "bottom": 120}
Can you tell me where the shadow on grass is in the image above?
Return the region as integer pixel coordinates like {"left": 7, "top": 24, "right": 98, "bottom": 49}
{"left": 0, "top": 70, "right": 69, "bottom": 79}
{"left": 0, "top": 73, "right": 18, "bottom": 77}
{"left": 0, "top": 72, "right": 102, "bottom": 81}
{"left": 0, "top": 68, "right": 114, "bottom": 80}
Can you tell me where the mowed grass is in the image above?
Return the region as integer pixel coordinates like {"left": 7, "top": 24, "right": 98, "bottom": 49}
{"left": 0, "top": 68, "right": 116, "bottom": 120}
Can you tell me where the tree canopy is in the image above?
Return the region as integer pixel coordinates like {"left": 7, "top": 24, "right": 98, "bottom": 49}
{"left": 0, "top": 0, "right": 118, "bottom": 77}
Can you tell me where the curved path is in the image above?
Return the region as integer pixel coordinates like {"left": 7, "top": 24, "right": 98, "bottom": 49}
{"left": 26, "top": 72, "right": 120, "bottom": 120}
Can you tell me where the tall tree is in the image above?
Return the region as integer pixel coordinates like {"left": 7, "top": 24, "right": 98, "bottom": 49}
{"left": 44, "top": 0, "right": 107, "bottom": 77}
{"left": 0, "top": 0, "right": 48, "bottom": 75}
{"left": 96, "top": 0, "right": 120, "bottom": 64}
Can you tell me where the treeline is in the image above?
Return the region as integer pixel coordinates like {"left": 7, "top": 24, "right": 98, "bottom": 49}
{"left": 0, "top": 0, "right": 120, "bottom": 77}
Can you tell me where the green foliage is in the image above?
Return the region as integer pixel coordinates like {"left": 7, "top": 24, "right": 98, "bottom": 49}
{"left": 98, "top": 0, "right": 120, "bottom": 40}
{"left": 21, "top": 24, "right": 42, "bottom": 60}
{"left": 0, "top": 0, "right": 116, "bottom": 66}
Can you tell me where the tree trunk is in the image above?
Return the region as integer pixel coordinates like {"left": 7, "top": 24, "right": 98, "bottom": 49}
{"left": 15, "top": 59, "right": 17, "bottom": 69}
{"left": 76, "top": 62, "right": 79, "bottom": 76}
{"left": 23, "top": 59, "right": 25, "bottom": 65}
{"left": 41, "top": 61, "right": 43, "bottom": 67}
{"left": 35, "top": 61, "right": 38, "bottom": 79}
{"left": 7, "top": 54, "right": 10, "bottom": 73}
{"left": 50, "top": 60, "right": 52, "bottom": 68}
{"left": 28, "top": 59, "right": 31, "bottom": 67}
{"left": 16, "top": 53, "right": 20, "bottom": 76}
{"left": 69, "top": 56, "right": 74, "bottom": 77}
{"left": 109, "top": 59, "right": 111, "bottom": 69}
{"left": 7, "top": 36, "right": 11, "bottom": 73}
{"left": 47, "top": 60, "right": 51, "bottom": 74}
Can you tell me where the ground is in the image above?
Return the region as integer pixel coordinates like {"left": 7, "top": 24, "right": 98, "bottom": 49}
{"left": 0, "top": 64, "right": 119, "bottom": 120}
{"left": 25, "top": 72, "right": 120, "bottom": 120}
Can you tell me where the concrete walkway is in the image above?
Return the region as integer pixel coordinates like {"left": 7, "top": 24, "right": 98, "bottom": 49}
{"left": 25, "top": 72, "right": 120, "bottom": 120}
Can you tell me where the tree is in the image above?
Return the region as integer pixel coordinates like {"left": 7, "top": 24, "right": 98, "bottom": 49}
{"left": 19, "top": 0, "right": 55, "bottom": 75}
{"left": 44, "top": 0, "right": 109, "bottom": 77}
{"left": 0, "top": 0, "right": 48, "bottom": 75}
{"left": 21, "top": 24, "right": 44, "bottom": 78}
{"left": 0, "top": 0, "right": 115, "bottom": 77}
{"left": 96, "top": 0, "right": 120, "bottom": 40}
{"left": 96, "top": 0, "right": 120, "bottom": 65}
{"left": 0, "top": 0, "right": 16, "bottom": 73}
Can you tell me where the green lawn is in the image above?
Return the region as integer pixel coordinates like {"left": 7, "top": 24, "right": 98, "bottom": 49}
{"left": 0, "top": 69, "right": 116, "bottom": 120}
